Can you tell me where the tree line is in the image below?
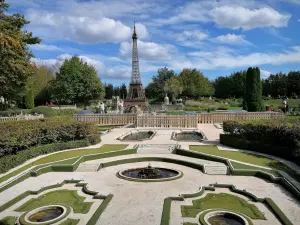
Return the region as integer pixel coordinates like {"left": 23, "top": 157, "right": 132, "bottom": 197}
{"left": 145, "top": 67, "right": 214, "bottom": 102}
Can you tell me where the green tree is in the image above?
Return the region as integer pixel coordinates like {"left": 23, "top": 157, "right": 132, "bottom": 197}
{"left": 0, "top": 0, "right": 41, "bottom": 108}
{"left": 164, "top": 77, "right": 183, "bottom": 101}
{"left": 287, "top": 71, "right": 300, "bottom": 97}
{"left": 25, "top": 89, "right": 34, "bottom": 109}
{"left": 178, "top": 69, "right": 213, "bottom": 98}
{"left": 243, "top": 67, "right": 263, "bottom": 112}
{"left": 27, "top": 65, "right": 55, "bottom": 105}
{"left": 113, "top": 86, "right": 120, "bottom": 97}
{"left": 105, "top": 84, "right": 114, "bottom": 99}
{"left": 214, "top": 71, "right": 246, "bottom": 99}
{"left": 120, "top": 83, "right": 128, "bottom": 99}
{"left": 51, "top": 56, "right": 104, "bottom": 106}
{"left": 145, "top": 67, "right": 176, "bottom": 101}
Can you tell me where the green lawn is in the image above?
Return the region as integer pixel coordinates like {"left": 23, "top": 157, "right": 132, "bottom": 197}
{"left": 0, "top": 216, "right": 17, "bottom": 225}
{"left": 230, "top": 161, "right": 281, "bottom": 177}
{"left": 264, "top": 99, "right": 300, "bottom": 108}
{"left": 189, "top": 145, "right": 300, "bottom": 181}
{"left": 59, "top": 219, "right": 79, "bottom": 225}
{"left": 183, "top": 223, "right": 197, "bottom": 225}
{"left": 97, "top": 125, "right": 122, "bottom": 131}
{"left": 181, "top": 193, "right": 265, "bottom": 219}
{"left": 17, "top": 190, "right": 92, "bottom": 214}
{"left": 0, "top": 144, "right": 128, "bottom": 183}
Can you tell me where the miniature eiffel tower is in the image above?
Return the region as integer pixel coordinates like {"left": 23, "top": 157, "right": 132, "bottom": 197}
{"left": 124, "top": 23, "right": 150, "bottom": 113}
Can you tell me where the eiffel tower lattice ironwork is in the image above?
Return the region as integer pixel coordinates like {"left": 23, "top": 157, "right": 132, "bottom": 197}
{"left": 124, "top": 23, "right": 150, "bottom": 113}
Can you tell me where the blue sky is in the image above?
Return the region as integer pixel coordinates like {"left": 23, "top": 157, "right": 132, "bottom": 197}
{"left": 6, "top": 0, "right": 300, "bottom": 85}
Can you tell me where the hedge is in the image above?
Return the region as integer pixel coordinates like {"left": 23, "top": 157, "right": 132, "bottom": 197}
{"left": 222, "top": 118, "right": 300, "bottom": 166}
{"left": 30, "top": 106, "right": 57, "bottom": 117}
{"left": 0, "top": 140, "right": 90, "bottom": 174}
{"left": 0, "top": 118, "right": 100, "bottom": 156}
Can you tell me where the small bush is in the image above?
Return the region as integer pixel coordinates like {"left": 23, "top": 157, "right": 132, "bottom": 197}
{"left": 54, "top": 108, "right": 80, "bottom": 116}
{"left": 0, "top": 140, "right": 90, "bottom": 174}
{"left": 31, "top": 106, "right": 57, "bottom": 117}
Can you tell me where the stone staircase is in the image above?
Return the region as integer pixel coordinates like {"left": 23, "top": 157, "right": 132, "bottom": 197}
{"left": 204, "top": 165, "right": 228, "bottom": 175}
{"left": 76, "top": 163, "right": 100, "bottom": 172}
{"left": 137, "top": 144, "right": 177, "bottom": 154}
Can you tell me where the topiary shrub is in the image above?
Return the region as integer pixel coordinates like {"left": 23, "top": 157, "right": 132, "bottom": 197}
{"left": 31, "top": 106, "right": 57, "bottom": 117}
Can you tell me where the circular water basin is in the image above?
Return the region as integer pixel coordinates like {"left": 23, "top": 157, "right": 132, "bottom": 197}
{"left": 24, "top": 205, "right": 67, "bottom": 224}
{"left": 205, "top": 211, "right": 248, "bottom": 225}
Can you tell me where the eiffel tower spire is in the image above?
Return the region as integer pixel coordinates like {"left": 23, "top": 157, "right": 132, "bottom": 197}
{"left": 131, "top": 22, "right": 141, "bottom": 84}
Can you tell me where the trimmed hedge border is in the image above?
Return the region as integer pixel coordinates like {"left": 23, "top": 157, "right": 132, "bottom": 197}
{"left": 0, "top": 140, "right": 91, "bottom": 175}
{"left": 86, "top": 194, "right": 113, "bottom": 225}
{"left": 100, "top": 157, "right": 204, "bottom": 172}
{"left": 0, "top": 149, "right": 137, "bottom": 193}
{"left": 161, "top": 183, "right": 293, "bottom": 225}
{"left": 174, "top": 148, "right": 300, "bottom": 200}
{"left": 0, "top": 180, "right": 113, "bottom": 225}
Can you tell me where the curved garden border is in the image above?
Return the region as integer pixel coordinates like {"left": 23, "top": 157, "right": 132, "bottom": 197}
{"left": 0, "top": 180, "right": 113, "bottom": 225}
{"left": 160, "top": 183, "right": 293, "bottom": 225}
{"left": 0, "top": 148, "right": 137, "bottom": 193}
{"left": 117, "top": 167, "right": 183, "bottom": 182}
{"left": 174, "top": 148, "right": 300, "bottom": 200}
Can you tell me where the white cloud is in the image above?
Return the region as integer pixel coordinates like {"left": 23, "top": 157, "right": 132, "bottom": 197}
{"left": 155, "top": 1, "right": 291, "bottom": 30}
{"left": 179, "top": 30, "right": 208, "bottom": 41}
{"left": 213, "top": 34, "right": 252, "bottom": 45}
{"left": 211, "top": 6, "right": 290, "bottom": 30}
{"left": 120, "top": 40, "right": 175, "bottom": 61}
{"left": 175, "top": 46, "right": 300, "bottom": 70}
{"left": 27, "top": 11, "right": 137, "bottom": 43}
{"left": 29, "top": 44, "right": 62, "bottom": 51}
{"left": 260, "top": 69, "right": 272, "bottom": 79}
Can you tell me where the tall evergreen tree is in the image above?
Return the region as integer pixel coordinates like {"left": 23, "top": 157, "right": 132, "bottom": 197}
{"left": 105, "top": 84, "right": 114, "bottom": 99}
{"left": 120, "top": 83, "right": 128, "bottom": 99}
{"left": 243, "top": 67, "right": 263, "bottom": 112}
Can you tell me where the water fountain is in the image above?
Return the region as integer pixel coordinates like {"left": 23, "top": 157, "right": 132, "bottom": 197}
{"left": 172, "top": 131, "right": 204, "bottom": 141}
{"left": 118, "top": 131, "right": 155, "bottom": 141}
{"left": 117, "top": 163, "right": 182, "bottom": 181}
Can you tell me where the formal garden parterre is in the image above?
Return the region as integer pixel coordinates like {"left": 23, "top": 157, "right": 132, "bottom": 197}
{"left": 0, "top": 116, "right": 300, "bottom": 225}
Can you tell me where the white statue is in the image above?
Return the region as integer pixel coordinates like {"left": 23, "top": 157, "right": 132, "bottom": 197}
{"left": 99, "top": 102, "right": 105, "bottom": 114}
{"left": 164, "top": 93, "right": 169, "bottom": 105}
{"left": 118, "top": 100, "right": 124, "bottom": 113}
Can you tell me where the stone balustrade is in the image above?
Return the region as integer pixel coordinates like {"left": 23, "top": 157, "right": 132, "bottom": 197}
{"left": 0, "top": 114, "right": 44, "bottom": 121}
{"left": 73, "top": 112, "right": 282, "bottom": 127}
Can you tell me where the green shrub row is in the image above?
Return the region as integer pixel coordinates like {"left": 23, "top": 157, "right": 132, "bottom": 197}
{"left": 0, "top": 106, "right": 79, "bottom": 117}
{"left": 222, "top": 118, "right": 300, "bottom": 165}
{"left": 160, "top": 198, "right": 172, "bottom": 225}
{"left": 0, "top": 140, "right": 90, "bottom": 174}
{"left": 0, "top": 118, "right": 100, "bottom": 155}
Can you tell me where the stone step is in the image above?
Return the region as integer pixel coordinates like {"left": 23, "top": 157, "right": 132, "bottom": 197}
{"left": 205, "top": 165, "right": 228, "bottom": 175}
{"left": 76, "top": 163, "right": 99, "bottom": 172}
{"left": 137, "top": 145, "right": 176, "bottom": 154}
